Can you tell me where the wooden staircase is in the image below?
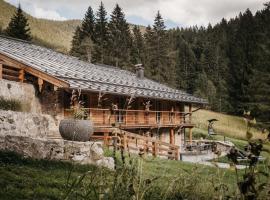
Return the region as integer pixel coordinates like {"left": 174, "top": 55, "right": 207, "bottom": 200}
{"left": 90, "top": 128, "right": 180, "bottom": 160}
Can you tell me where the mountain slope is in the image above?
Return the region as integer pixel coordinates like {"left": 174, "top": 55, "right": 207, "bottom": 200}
{"left": 0, "top": 0, "right": 146, "bottom": 53}
{"left": 0, "top": 0, "right": 80, "bottom": 52}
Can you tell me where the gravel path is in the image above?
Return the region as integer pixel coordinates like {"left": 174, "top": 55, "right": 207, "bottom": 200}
{"left": 181, "top": 152, "right": 247, "bottom": 169}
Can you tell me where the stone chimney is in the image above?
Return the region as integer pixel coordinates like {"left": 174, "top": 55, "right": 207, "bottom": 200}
{"left": 135, "top": 64, "right": 144, "bottom": 79}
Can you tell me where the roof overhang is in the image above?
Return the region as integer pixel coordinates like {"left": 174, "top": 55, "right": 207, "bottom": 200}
{"left": 65, "top": 86, "right": 208, "bottom": 105}
{"left": 0, "top": 53, "right": 69, "bottom": 88}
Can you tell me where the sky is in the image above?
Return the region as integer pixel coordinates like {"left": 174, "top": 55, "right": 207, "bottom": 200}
{"left": 5, "top": 0, "right": 266, "bottom": 28}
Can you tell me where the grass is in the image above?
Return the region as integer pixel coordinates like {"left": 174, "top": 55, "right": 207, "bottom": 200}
{"left": 0, "top": 150, "right": 246, "bottom": 199}
{"left": 0, "top": 96, "right": 22, "bottom": 111}
{"left": 192, "top": 109, "right": 267, "bottom": 140}
{"left": 0, "top": 137, "right": 269, "bottom": 199}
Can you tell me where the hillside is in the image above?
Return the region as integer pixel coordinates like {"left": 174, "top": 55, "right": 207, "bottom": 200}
{"left": 0, "top": 0, "right": 146, "bottom": 53}
{"left": 0, "top": 0, "right": 80, "bottom": 52}
{"left": 192, "top": 109, "right": 266, "bottom": 140}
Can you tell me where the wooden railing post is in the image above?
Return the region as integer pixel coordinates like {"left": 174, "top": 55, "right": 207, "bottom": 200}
{"left": 123, "top": 134, "right": 127, "bottom": 151}
{"left": 175, "top": 147, "right": 180, "bottom": 160}
{"left": 104, "top": 132, "right": 109, "bottom": 146}
{"left": 152, "top": 141, "right": 157, "bottom": 157}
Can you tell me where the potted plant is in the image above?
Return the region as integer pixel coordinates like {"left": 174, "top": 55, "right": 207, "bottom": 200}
{"left": 59, "top": 89, "right": 94, "bottom": 142}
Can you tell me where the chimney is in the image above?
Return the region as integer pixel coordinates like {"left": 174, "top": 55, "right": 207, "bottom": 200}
{"left": 135, "top": 64, "right": 144, "bottom": 79}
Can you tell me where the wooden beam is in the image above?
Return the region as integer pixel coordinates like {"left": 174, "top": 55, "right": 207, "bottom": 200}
{"left": 170, "top": 128, "right": 175, "bottom": 145}
{"left": 0, "top": 53, "right": 69, "bottom": 88}
{"left": 0, "top": 64, "right": 2, "bottom": 79}
{"left": 2, "top": 67, "right": 20, "bottom": 76}
{"left": 2, "top": 74, "right": 20, "bottom": 81}
{"left": 38, "top": 77, "right": 44, "bottom": 92}
{"left": 0, "top": 60, "right": 22, "bottom": 69}
{"left": 19, "top": 69, "right": 25, "bottom": 83}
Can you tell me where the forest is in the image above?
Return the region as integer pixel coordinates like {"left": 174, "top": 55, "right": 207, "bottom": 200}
{"left": 1, "top": 2, "right": 270, "bottom": 128}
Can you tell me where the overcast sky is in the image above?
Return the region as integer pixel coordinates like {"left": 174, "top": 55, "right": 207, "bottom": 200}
{"left": 5, "top": 0, "right": 266, "bottom": 28}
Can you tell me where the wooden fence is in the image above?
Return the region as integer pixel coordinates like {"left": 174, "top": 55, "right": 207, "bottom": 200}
{"left": 90, "top": 129, "right": 180, "bottom": 160}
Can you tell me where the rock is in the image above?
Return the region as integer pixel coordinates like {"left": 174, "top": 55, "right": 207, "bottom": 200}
{"left": 96, "top": 157, "right": 115, "bottom": 170}
{"left": 90, "top": 142, "right": 104, "bottom": 160}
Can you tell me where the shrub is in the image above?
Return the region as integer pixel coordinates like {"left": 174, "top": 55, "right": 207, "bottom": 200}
{"left": 0, "top": 96, "right": 22, "bottom": 111}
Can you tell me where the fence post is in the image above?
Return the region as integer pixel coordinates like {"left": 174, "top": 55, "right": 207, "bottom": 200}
{"left": 104, "top": 132, "right": 109, "bottom": 146}
{"left": 175, "top": 147, "right": 180, "bottom": 160}
{"left": 123, "top": 133, "right": 127, "bottom": 151}
{"left": 152, "top": 141, "right": 158, "bottom": 157}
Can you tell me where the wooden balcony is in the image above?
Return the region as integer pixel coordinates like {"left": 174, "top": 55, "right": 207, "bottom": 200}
{"left": 65, "top": 108, "right": 193, "bottom": 129}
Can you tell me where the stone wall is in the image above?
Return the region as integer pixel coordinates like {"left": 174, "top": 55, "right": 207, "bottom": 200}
{"left": 0, "top": 110, "right": 59, "bottom": 138}
{"left": 0, "top": 109, "right": 114, "bottom": 169}
{"left": 0, "top": 79, "right": 41, "bottom": 113}
{"left": 0, "top": 135, "right": 114, "bottom": 169}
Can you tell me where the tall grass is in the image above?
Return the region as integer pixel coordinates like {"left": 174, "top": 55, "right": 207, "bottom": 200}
{"left": 192, "top": 109, "right": 265, "bottom": 140}
{"left": 0, "top": 147, "right": 269, "bottom": 199}
{"left": 0, "top": 96, "right": 22, "bottom": 111}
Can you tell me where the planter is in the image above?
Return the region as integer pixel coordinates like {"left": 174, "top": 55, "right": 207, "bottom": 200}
{"left": 59, "top": 119, "right": 94, "bottom": 142}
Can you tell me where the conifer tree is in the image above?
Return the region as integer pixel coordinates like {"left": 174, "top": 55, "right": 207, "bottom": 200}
{"left": 175, "top": 35, "right": 196, "bottom": 93}
{"left": 81, "top": 6, "right": 95, "bottom": 40}
{"left": 94, "top": 2, "right": 108, "bottom": 63}
{"left": 228, "top": 9, "right": 257, "bottom": 114}
{"left": 131, "top": 25, "right": 145, "bottom": 65}
{"left": 70, "top": 26, "right": 82, "bottom": 57}
{"left": 108, "top": 4, "right": 132, "bottom": 69}
{"left": 145, "top": 11, "right": 172, "bottom": 83}
{"left": 5, "top": 4, "right": 31, "bottom": 41}
{"left": 70, "top": 6, "right": 95, "bottom": 62}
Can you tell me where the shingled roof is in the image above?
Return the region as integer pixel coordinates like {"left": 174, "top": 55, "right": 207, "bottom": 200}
{"left": 0, "top": 36, "right": 207, "bottom": 104}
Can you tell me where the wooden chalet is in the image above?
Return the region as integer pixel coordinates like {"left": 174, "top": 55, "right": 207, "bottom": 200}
{"left": 0, "top": 35, "right": 207, "bottom": 160}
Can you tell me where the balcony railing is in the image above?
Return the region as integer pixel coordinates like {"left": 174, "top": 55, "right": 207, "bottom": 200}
{"left": 65, "top": 108, "right": 192, "bottom": 128}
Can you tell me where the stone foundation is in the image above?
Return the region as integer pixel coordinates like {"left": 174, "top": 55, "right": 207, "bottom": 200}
{"left": 0, "top": 135, "right": 114, "bottom": 169}
{"left": 0, "top": 109, "right": 114, "bottom": 169}
{"left": 0, "top": 110, "right": 59, "bottom": 138}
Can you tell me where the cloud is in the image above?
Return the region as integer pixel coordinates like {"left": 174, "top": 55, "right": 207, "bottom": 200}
{"left": 4, "top": 0, "right": 266, "bottom": 27}
{"left": 32, "top": 6, "right": 66, "bottom": 21}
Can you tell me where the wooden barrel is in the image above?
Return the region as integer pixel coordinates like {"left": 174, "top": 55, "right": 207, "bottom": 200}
{"left": 59, "top": 119, "right": 94, "bottom": 142}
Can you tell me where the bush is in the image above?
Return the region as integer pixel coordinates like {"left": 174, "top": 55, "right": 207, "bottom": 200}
{"left": 0, "top": 96, "right": 22, "bottom": 111}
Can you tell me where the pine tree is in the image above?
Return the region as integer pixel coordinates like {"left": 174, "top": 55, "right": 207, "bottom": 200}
{"left": 175, "top": 34, "right": 196, "bottom": 93}
{"left": 194, "top": 70, "right": 217, "bottom": 107}
{"left": 108, "top": 4, "right": 132, "bottom": 69}
{"left": 144, "top": 25, "right": 154, "bottom": 77}
{"left": 70, "top": 26, "right": 83, "bottom": 58}
{"left": 145, "top": 11, "right": 172, "bottom": 83}
{"left": 131, "top": 25, "right": 145, "bottom": 65}
{"left": 70, "top": 6, "right": 95, "bottom": 62}
{"left": 94, "top": 2, "right": 108, "bottom": 63}
{"left": 228, "top": 9, "right": 257, "bottom": 114}
{"left": 5, "top": 4, "right": 31, "bottom": 41}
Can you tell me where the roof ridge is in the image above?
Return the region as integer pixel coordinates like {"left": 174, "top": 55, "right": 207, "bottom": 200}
{"left": 0, "top": 34, "right": 33, "bottom": 44}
